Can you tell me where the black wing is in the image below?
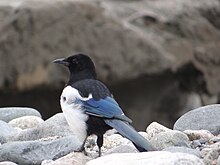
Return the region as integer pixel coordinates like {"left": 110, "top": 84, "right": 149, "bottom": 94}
{"left": 71, "top": 79, "right": 111, "bottom": 100}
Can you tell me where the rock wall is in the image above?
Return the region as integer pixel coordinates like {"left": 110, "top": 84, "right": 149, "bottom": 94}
{"left": 0, "top": 0, "right": 219, "bottom": 129}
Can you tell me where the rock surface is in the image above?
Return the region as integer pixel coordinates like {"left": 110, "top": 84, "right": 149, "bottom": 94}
{"left": 42, "top": 152, "right": 91, "bottom": 165}
{"left": 86, "top": 152, "right": 204, "bottom": 165}
{"left": 0, "top": 107, "right": 41, "bottom": 122}
{"left": 0, "top": 0, "right": 219, "bottom": 129}
{"left": 9, "top": 116, "right": 44, "bottom": 129}
{"left": 0, "top": 136, "right": 81, "bottom": 165}
{"left": 174, "top": 104, "right": 220, "bottom": 135}
{"left": 6, "top": 113, "right": 73, "bottom": 142}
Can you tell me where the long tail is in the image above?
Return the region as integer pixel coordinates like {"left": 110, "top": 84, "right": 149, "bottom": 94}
{"left": 104, "top": 119, "right": 155, "bottom": 152}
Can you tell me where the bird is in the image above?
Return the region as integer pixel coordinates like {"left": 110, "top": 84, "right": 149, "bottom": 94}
{"left": 53, "top": 53, "right": 155, "bottom": 156}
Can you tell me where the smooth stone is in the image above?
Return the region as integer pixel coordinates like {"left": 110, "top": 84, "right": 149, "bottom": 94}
{"left": 174, "top": 104, "right": 220, "bottom": 135}
{"left": 6, "top": 113, "right": 73, "bottom": 142}
{"left": 184, "top": 130, "right": 214, "bottom": 141}
{"left": 0, "top": 120, "right": 18, "bottom": 137}
{"left": 9, "top": 116, "right": 44, "bottom": 129}
{"left": 0, "top": 161, "right": 18, "bottom": 165}
{"left": 105, "top": 145, "right": 138, "bottom": 155}
{"left": 0, "top": 107, "right": 41, "bottom": 122}
{"left": 42, "top": 152, "right": 91, "bottom": 165}
{"left": 150, "top": 130, "right": 190, "bottom": 150}
{"left": 86, "top": 151, "right": 204, "bottom": 165}
{"left": 146, "top": 122, "right": 172, "bottom": 140}
{"left": 163, "top": 146, "right": 201, "bottom": 158}
{"left": 0, "top": 136, "right": 81, "bottom": 165}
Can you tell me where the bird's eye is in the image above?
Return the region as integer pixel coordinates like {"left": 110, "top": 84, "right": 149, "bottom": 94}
{"left": 72, "top": 59, "right": 79, "bottom": 64}
{"left": 63, "top": 96, "right": 66, "bottom": 101}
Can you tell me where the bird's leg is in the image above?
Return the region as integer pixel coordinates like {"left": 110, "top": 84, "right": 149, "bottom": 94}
{"left": 75, "top": 136, "right": 88, "bottom": 155}
{"left": 97, "top": 135, "right": 103, "bottom": 157}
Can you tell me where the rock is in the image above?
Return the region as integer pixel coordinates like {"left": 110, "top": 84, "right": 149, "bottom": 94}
{"left": 42, "top": 152, "right": 91, "bottom": 165}
{"left": 163, "top": 146, "right": 201, "bottom": 158}
{"left": 150, "top": 130, "right": 190, "bottom": 150}
{"left": 86, "top": 151, "right": 204, "bottom": 165}
{"left": 0, "top": 162, "right": 18, "bottom": 165}
{"left": 203, "top": 148, "right": 220, "bottom": 165}
{"left": 0, "top": 0, "right": 220, "bottom": 131}
{"left": 0, "top": 136, "right": 81, "bottom": 165}
{"left": 9, "top": 116, "right": 44, "bottom": 129}
{"left": 218, "top": 155, "right": 220, "bottom": 165}
{"left": 0, "top": 107, "right": 41, "bottom": 122}
{"left": 174, "top": 104, "right": 220, "bottom": 135}
{"left": 6, "top": 113, "right": 73, "bottom": 142}
{"left": 0, "top": 120, "right": 19, "bottom": 142}
{"left": 104, "top": 145, "right": 138, "bottom": 155}
{"left": 146, "top": 122, "right": 172, "bottom": 140}
{"left": 184, "top": 130, "right": 214, "bottom": 141}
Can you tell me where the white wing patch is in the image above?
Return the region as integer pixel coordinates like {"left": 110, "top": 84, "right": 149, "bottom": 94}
{"left": 60, "top": 86, "right": 90, "bottom": 142}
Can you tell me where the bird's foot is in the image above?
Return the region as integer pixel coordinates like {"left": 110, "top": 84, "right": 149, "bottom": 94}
{"left": 74, "top": 146, "right": 88, "bottom": 156}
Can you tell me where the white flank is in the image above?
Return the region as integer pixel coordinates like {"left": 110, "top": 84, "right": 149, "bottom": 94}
{"left": 60, "top": 86, "right": 89, "bottom": 142}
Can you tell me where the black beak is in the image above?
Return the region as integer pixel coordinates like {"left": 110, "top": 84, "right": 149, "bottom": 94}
{"left": 52, "top": 58, "right": 69, "bottom": 66}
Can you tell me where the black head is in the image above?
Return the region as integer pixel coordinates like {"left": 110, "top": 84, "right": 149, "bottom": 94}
{"left": 53, "top": 53, "right": 97, "bottom": 82}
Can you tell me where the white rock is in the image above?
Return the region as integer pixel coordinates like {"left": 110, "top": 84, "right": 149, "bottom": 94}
{"left": 151, "top": 130, "right": 190, "bottom": 150}
{"left": 42, "top": 152, "right": 91, "bottom": 165}
{"left": 9, "top": 116, "right": 44, "bottom": 129}
{"left": 184, "top": 130, "right": 214, "bottom": 141}
{"left": 0, "top": 161, "right": 18, "bottom": 165}
{"left": 146, "top": 122, "right": 172, "bottom": 140}
{"left": 86, "top": 151, "right": 204, "bottom": 165}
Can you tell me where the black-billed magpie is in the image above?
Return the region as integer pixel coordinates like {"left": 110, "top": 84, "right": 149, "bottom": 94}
{"left": 53, "top": 53, "right": 155, "bottom": 156}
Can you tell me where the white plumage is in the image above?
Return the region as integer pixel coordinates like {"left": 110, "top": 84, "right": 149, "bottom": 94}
{"left": 60, "top": 86, "right": 90, "bottom": 142}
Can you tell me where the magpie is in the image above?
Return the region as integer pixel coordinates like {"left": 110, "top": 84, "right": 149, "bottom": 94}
{"left": 53, "top": 53, "right": 155, "bottom": 156}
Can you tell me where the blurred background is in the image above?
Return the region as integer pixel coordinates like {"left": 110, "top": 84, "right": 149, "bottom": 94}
{"left": 0, "top": 0, "right": 219, "bottom": 131}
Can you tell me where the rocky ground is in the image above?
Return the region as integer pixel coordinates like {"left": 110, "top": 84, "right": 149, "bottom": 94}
{"left": 0, "top": 104, "right": 220, "bottom": 165}
{"left": 0, "top": 0, "right": 220, "bottom": 130}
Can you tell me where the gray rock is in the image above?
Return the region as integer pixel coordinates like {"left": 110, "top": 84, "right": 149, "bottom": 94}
{"left": 150, "top": 130, "right": 190, "bottom": 150}
{"left": 174, "top": 104, "right": 220, "bottom": 135}
{"left": 146, "top": 122, "right": 172, "bottom": 140}
{"left": 0, "top": 120, "right": 19, "bottom": 138}
{"left": 0, "top": 107, "right": 41, "bottom": 122}
{"left": 0, "top": 161, "right": 18, "bottom": 165}
{"left": 86, "top": 151, "right": 204, "bottom": 165}
{"left": 183, "top": 130, "right": 214, "bottom": 141}
{"left": 6, "top": 113, "right": 73, "bottom": 142}
{"left": 105, "top": 145, "right": 138, "bottom": 155}
{"left": 9, "top": 116, "right": 44, "bottom": 129}
{"left": 42, "top": 152, "right": 91, "bottom": 165}
{"left": 218, "top": 155, "right": 220, "bottom": 165}
{"left": 203, "top": 148, "right": 220, "bottom": 165}
{"left": 0, "top": 136, "right": 81, "bottom": 165}
{"left": 163, "top": 146, "right": 201, "bottom": 158}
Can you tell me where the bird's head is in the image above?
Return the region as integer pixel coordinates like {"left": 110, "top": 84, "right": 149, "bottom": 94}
{"left": 53, "top": 53, "right": 97, "bottom": 81}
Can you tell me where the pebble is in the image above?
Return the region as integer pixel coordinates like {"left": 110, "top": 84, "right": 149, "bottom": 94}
{"left": 146, "top": 122, "right": 172, "bottom": 140}
{"left": 42, "top": 152, "right": 91, "bottom": 165}
{"left": 0, "top": 107, "right": 41, "bottom": 122}
{"left": 163, "top": 146, "right": 201, "bottom": 158}
{"left": 6, "top": 113, "right": 74, "bottom": 142}
{"left": 9, "top": 116, "right": 44, "bottom": 129}
{"left": 0, "top": 120, "right": 19, "bottom": 138}
{"left": 174, "top": 104, "right": 220, "bottom": 135}
{"left": 0, "top": 162, "right": 18, "bottom": 165}
{"left": 184, "top": 130, "right": 214, "bottom": 141}
{"left": 86, "top": 151, "right": 204, "bottom": 165}
{"left": 0, "top": 136, "right": 81, "bottom": 165}
{"left": 150, "top": 130, "right": 190, "bottom": 150}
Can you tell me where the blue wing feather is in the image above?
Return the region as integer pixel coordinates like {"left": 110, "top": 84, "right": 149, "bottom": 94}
{"left": 82, "top": 97, "right": 132, "bottom": 123}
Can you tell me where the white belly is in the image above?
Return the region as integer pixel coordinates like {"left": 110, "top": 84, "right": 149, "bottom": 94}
{"left": 62, "top": 104, "right": 88, "bottom": 142}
